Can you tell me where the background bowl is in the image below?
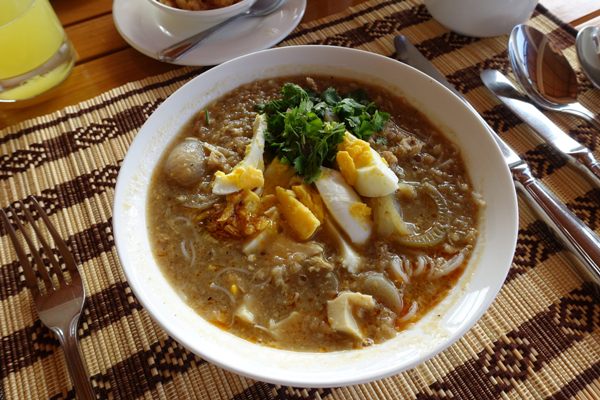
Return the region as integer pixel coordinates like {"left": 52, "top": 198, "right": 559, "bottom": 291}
{"left": 147, "top": 0, "right": 256, "bottom": 37}
{"left": 113, "top": 45, "right": 518, "bottom": 387}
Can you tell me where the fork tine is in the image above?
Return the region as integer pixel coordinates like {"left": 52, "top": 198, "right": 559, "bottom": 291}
{"left": 21, "top": 202, "right": 67, "bottom": 286}
{"left": 29, "top": 197, "right": 79, "bottom": 276}
{"left": 1, "top": 207, "right": 41, "bottom": 297}
{"left": 10, "top": 203, "right": 55, "bottom": 292}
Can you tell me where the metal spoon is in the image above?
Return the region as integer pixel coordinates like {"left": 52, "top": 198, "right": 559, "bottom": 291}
{"left": 576, "top": 26, "right": 600, "bottom": 90}
{"left": 158, "top": 0, "right": 287, "bottom": 63}
{"left": 508, "top": 24, "right": 600, "bottom": 130}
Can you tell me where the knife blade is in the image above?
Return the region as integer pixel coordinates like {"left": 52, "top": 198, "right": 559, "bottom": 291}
{"left": 394, "top": 35, "right": 600, "bottom": 287}
{"left": 481, "top": 69, "right": 600, "bottom": 186}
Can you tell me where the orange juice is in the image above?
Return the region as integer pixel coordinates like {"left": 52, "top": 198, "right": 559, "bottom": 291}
{"left": 0, "top": 0, "right": 75, "bottom": 101}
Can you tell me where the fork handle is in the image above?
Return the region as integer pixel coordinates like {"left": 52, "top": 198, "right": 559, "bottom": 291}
{"left": 54, "top": 315, "right": 96, "bottom": 400}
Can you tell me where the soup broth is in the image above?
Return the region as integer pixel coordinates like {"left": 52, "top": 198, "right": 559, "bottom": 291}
{"left": 147, "top": 75, "right": 481, "bottom": 351}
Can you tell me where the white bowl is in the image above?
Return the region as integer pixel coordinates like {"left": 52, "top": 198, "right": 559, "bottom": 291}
{"left": 113, "top": 45, "right": 518, "bottom": 387}
{"left": 147, "top": 0, "right": 256, "bottom": 37}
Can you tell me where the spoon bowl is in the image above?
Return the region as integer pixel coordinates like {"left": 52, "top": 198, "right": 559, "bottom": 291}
{"left": 576, "top": 26, "right": 600, "bottom": 90}
{"left": 508, "top": 24, "right": 600, "bottom": 130}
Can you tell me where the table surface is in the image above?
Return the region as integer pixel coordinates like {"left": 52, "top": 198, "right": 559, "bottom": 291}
{"left": 0, "top": 0, "right": 598, "bottom": 128}
{"left": 1, "top": 2, "right": 599, "bottom": 399}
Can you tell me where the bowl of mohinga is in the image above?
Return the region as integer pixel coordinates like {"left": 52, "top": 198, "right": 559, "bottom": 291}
{"left": 113, "top": 46, "right": 518, "bottom": 387}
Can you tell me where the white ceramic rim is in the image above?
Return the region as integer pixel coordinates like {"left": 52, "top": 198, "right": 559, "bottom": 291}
{"left": 112, "top": 0, "right": 306, "bottom": 66}
{"left": 113, "top": 45, "right": 518, "bottom": 387}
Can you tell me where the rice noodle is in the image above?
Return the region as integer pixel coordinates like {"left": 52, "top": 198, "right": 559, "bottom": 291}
{"left": 327, "top": 272, "right": 340, "bottom": 293}
{"left": 430, "top": 249, "right": 467, "bottom": 278}
{"left": 173, "top": 215, "right": 193, "bottom": 225}
{"left": 215, "top": 267, "right": 251, "bottom": 281}
{"left": 401, "top": 255, "right": 412, "bottom": 277}
{"left": 180, "top": 240, "right": 190, "bottom": 260}
{"left": 253, "top": 324, "right": 273, "bottom": 336}
{"left": 202, "top": 142, "right": 236, "bottom": 157}
{"left": 253, "top": 274, "right": 272, "bottom": 287}
{"left": 414, "top": 255, "right": 428, "bottom": 276}
{"left": 399, "top": 301, "right": 418, "bottom": 322}
{"left": 180, "top": 240, "right": 196, "bottom": 267}
{"left": 209, "top": 282, "right": 235, "bottom": 304}
{"left": 182, "top": 198, "right": 218, "bottom": 210}
{"left": 179, "top": 193, "right": 219, "bottom": 210}
{"left": 388, "top": 256, "right": 410, "bottom": 283}
{"left": 171, "top": 216, "right": 193, "bottom": 231}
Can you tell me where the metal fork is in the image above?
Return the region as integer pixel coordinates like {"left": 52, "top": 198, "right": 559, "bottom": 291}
{"left": 1, "top": 198, "right": 95, "bottom": 400}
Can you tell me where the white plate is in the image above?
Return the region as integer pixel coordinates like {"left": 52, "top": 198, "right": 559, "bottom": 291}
{"left": 113, "top": 46, "right": 518, "bottom": 387}
{"left": 112, "top": 0, "right": 307, "bottom": 66}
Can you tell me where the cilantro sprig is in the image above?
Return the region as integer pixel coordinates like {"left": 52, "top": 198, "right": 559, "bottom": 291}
{"left": 257, "top": 82, "right": 390, "bottom": 182}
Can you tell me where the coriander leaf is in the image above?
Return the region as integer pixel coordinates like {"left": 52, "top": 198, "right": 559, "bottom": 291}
{"left": 281, "top": 83, "right": 308, "bottom": 106}
{"left": 348, "top": 89, "right": 369, "bottom": 104}
{"left": 333, "top": 98, "right": 365, "bottom": 118}
{"left": 371, "top": 110, "right": 390, "bottom": 131}
{"left": 374, "top": 136, "right": 388, "bottom": 146}
{"left": 322, "top": 87, "right": 341, "bottom": 105}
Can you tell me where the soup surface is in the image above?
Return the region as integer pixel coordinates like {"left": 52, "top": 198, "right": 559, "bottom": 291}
{"left": 159, "top": 0, "right": 239, "bottom": 10}
{"left": 148, "top": 76, "right": 481, "bottom": 352}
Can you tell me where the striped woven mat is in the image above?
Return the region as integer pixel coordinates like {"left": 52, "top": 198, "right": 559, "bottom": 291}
{"left": 2, "top": 0, "right": 600, "bottom": 398}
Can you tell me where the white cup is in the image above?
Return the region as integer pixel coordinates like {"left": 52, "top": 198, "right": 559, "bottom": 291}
{"left": 424, "top": 0, "right": 538, "bottom": 37}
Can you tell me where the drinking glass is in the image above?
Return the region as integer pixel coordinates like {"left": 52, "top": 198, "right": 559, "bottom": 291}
{"left": 0, "top": 0, "right": 76, "bottom": 102}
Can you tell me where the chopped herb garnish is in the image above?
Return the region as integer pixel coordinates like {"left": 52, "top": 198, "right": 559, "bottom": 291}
{"left": 257, "top": 82, "right": 389, "bottom": 182}
{"left": 204, "top": 110, "right": 210, "bottom": 126}
{"left": 374, "top": 136, "right": 388, "bottom": 146}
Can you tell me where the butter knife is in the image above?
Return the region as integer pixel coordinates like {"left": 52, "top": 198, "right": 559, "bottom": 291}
{"left": 481, "top": 69, "right": 600, "bottom": 186}
{"left": 394, "top": 35, "right": 600, "bottom": 286}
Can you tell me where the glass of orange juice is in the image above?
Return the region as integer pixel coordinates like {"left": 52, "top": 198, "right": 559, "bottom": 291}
{"left": 0, "top": 0, "right": 76, "bottom": 102}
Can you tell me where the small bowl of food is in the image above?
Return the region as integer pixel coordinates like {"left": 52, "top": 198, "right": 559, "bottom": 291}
{"left": 148, "top": 0, "right": 256, "bottom": 37}
{"left": 113, "top": 45, "right": 518, "bottom": 387}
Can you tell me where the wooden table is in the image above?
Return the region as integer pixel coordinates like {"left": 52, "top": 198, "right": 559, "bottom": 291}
{"left": 1, "top": 0, "right": 598, "bottom": 128}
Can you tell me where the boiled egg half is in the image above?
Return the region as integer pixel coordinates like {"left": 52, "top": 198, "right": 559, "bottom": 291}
{"left": 212, "top": 114, "right": 266, "bottom": 195}
{"left": 336, "top": 132, "right": 398, "bottom": 197}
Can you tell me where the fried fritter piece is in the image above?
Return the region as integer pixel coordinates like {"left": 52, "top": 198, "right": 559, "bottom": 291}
{"left": 203, "top": 190, "right": 269, "bottom": 239}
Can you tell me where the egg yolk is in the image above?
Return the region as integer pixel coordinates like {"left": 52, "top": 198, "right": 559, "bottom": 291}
{"left": 214, "top": 166, "right": 264, "bottom": 191}
{"left": 292, "top": 184, "right": 325, "bottom": 222}
{"left": 349, "top": 202, "right": 372, "bottom": 226}
{"left": 275, "top": 186, "right": 321, "bottom": 240}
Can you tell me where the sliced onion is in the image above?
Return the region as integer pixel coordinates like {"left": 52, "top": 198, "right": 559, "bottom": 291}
{"left": 395, "top": 183, "right": 449, "bottom": 248}
{"left": 202, "top": 142, "right": 236, "bottom": 157}
{"left": 215, "top": 267, "right": 251, "bottom": 281}
{"left": 178, "top": 193, "right": 219, "bottom": 210}
{"left": 359, "top": 272, "right": 403, "bottom": 314}
{"left": 372, "top": 194, "right": 411, "bottom": 238}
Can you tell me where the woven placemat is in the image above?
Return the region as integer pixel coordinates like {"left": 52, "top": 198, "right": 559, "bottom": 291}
{"left": 1, "top": 1, "right": 599, "bottom": 399}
